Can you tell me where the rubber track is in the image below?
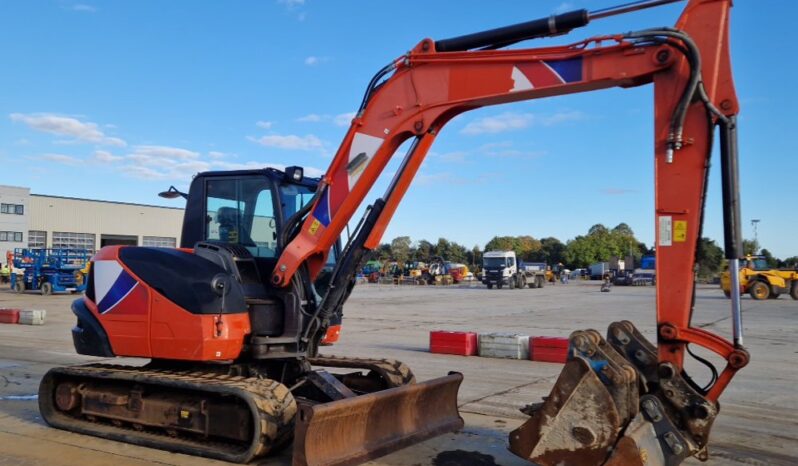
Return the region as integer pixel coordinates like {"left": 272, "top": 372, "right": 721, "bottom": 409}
{"left": 39, "top": 364, "right": 296, "bottom": 464}
{"left": 309, "top": 355, "right": 416, "bottom": 387}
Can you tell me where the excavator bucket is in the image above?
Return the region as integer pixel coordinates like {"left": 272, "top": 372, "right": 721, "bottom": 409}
{"left": 509, "top": 327, "right": 642, "bottom": 466}
{"left": 293, "top": 372, "right": 464, "bottom": 466}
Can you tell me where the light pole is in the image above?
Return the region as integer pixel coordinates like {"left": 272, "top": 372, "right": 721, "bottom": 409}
{"left": 751, "top": 219, "right": 760, "bottom": 252}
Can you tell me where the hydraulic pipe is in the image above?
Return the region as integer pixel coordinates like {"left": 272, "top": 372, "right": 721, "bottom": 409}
{"left": 590, "top": 0, "right": 684, "bottom": 20}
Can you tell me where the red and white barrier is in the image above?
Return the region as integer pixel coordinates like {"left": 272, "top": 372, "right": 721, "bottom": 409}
{"left": 0, "top": 308, "right": 46, "bottom": 325}
{"left": 429, "top": 330, "right": 569, "bottom": 363}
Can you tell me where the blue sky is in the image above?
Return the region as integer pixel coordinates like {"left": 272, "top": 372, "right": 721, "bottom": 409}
{"left": 1, "top": 1, "right": 795, "bottom": 258}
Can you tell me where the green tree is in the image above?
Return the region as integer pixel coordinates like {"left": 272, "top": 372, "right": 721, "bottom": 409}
{"left": 468, "top": 245, "right": 482, "bottom": 268}
{"left": 588, "top": 224, "right": 609, "bottom": 236}
{"left": 484, "top": 235, "right": 541, "bottom": 261}
{"left": 782, "top": 256, "right": 798, "bottom": 268}
{"left": 564, "top": 223, "right": 645, "bottom": 268}
{"left": 696, "top": 237, "right": 724, "bottom": 278}
{"left": 374, "top": 243, "right": 392, "bottom": 261}
{"left": 414, "top": 239, "right": 434, "bottom": 261}
{"left": 742, "top": 239, "right": 759, "bottom": 256}
{"left": 563, "top": 235, "right": 597, "bottom": 268}
{"left": 529, "top": 237, "right": 565, "bottom": 264}
{"left": 390, "top": 236, "right": 412, "bottom": 263}
{"left": 484, "top": 236, "right": 517, "bottom": 252}
{"left": 516, "top": 235, "right": 542, "bottom": 261}
{"left": 760, "top": 249, "right": 779, "bottom": 269}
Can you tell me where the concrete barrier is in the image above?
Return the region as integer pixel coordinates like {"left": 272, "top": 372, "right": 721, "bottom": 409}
{"left": 478, "top": 333, "right": 530, "bottom": 359}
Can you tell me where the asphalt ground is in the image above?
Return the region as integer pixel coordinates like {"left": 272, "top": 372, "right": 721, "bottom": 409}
{"left": 0, "top": 280, "right": 795, "bottom": 465}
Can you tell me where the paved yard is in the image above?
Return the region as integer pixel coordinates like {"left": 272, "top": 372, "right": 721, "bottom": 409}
{"left": 0, "top": 281, "right": 795, "bottom": 465}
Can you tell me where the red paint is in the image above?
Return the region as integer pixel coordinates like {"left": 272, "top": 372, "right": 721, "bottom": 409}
{"left": 430, "top": 331, "right": 478, "bottom": 356}
{"left": 531, "top": 337, "right": 569, "bottom": 364}
{"left": 321, "top": 324, "right": 342, "bottom": 345}
{"left": 90, "top": 246, "right": 250, "bottom": 362}
{"left": 0, "top": 309, "right": 20, "bottom": 324}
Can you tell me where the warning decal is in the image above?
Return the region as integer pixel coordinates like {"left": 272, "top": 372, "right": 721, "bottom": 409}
{"left": 673, "top": 220, "right": 687, "bottom": 242}
{"left": 659, "top": 216, "right": 672, "bottom": 247}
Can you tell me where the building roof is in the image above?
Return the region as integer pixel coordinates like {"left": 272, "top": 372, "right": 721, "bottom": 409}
{"left": 30, "top": 193, "right": 184, "bottom": 211}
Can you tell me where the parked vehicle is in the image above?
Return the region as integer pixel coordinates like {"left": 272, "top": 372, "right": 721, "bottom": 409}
{"left": 589, "top": 262, "right": 610, "bottom": 280}
{"left": 720, "top": 255, "right": 798, "bottom": 300}
{"left": 482, "top": 251, "right": 546, "bottom": 289}
{"left": 641, "top": 255, "right": 656, "bottom": 270}
{"left": 613, "top": 269, "right": 634, "bottom": 286}
{"left": 10, "top": 248, "right": 90, "bottom": 295}
{"left": 631, "top": 269, "right": 656, "bottom": 286}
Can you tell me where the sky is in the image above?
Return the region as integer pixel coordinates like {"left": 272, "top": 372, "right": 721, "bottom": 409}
{"left": 1, "top": 1, "right": 795, "bottom": 258}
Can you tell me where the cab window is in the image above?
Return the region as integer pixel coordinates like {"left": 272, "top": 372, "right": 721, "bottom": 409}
{"left": 205, "top": 178, "right": 278, "bottom": 258}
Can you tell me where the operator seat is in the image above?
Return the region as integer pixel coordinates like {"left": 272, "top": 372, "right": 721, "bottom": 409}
{"left": 216, "top": 207, "right": 258, "bottom": 246}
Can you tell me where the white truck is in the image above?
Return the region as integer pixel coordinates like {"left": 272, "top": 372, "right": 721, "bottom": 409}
{"left": 482, "top": 251, "right": 547, "bottom": 289}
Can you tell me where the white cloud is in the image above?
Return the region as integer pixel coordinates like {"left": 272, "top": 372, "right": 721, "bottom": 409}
{"left": 295, "top": 112, "right": 355, "bottom": 126}
{"left": 94, "top": 150, "right": 123, "bottom": 162}
{"left": 304, "top": 56, "right": 331, "bottom": 66}
{"left": 256, "top": 120, "right": 273, "bottom": 129}
{"left": 113, "top": 145, "right": 209, "bottom": 180}
{"left": 601, "top": 188, "right": 636, "bottom": 196}
{"left": 554, "top": 2, "right": 573, "bottom": 14}
{"left": 249, "top": 134, "right": 324, "bottom": 151}
{"left": 435, "top": 151, "right": 468, "bottom": 163}
{"left": 297, "top": 114, "right": 324, "bottom": 123}
{"left": 39, "top": 153, "right": 82, "bottom": 165}
{"left": 278, "top": 0, "right": 305, "bottom": 6}
{"left": 118, "top": 165, "right": 168, "bottom": 180}
{"left": 416, "top": 171, "right": 497, "bottom": 187}
{"left": 131, "top": 145, "right": 199, "bottom": 160}
{"left": 72, "top": 4, "right": 96, "bottom": 12}
{"left": 333, "top": 112, "right": 356, "bottom": 127}
{"left": 208, "top": 151, "right": 231, "bottom": 159}
{"left": 9, "top": 113, "right": 126, "bottom": 146}
{"left": 461, "top": 111, "right": 584, "bottom": 135}
{"left": 210, "top": 160, "right": 324, "bottom": 177}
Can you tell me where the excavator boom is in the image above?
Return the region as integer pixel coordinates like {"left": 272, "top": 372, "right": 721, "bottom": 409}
{"left": 270, "top": 0, "right": 749, "bottom": 464}
{"left": 40, "top": 1, "right": 749, "bottom": 465}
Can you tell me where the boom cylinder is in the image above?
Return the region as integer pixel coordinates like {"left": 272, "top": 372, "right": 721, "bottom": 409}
{"left": 434, "top": 10, "right": 589, "bottom": 52}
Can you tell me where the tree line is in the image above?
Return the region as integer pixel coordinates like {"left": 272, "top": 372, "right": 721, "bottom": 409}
{"left": 370, "top": 223, "right": 796, "bottom": 277}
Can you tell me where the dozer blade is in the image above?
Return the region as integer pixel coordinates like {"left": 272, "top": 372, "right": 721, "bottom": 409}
{"left": 292, "top": 372, "right": 464, "bottom": 466}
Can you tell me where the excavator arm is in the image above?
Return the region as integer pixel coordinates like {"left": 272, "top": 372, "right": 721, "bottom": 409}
{"left": 274, "top": 0, "right": 749, "bottom": 464}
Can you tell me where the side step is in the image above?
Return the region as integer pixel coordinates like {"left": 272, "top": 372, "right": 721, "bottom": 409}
{"left": 293, "top": 372, "right": 464, "bottom": 466}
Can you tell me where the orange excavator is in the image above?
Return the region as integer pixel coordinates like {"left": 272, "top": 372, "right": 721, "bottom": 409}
{"left": 40, "top": 0, "right": 748, "bottom": 465}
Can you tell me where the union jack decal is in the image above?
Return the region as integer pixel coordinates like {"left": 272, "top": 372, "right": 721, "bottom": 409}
{"left": 511, "top": 57, "right": 582, "bottom": 91}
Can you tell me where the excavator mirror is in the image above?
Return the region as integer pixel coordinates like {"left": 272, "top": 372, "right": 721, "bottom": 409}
{"left": 158, "top": 185, "right": 188, "bottom": 199}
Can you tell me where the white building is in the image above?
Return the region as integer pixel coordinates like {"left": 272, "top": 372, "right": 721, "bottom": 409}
{"left": 0, "top": 185, "right": 183, "bottom": 257}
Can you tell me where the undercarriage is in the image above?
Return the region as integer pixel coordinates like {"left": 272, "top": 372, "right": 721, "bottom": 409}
{"left": 40, "top": 356, "right": 463, "bottom": 465}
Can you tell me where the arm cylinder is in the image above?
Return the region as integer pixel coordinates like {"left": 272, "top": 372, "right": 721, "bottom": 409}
{"left": 719, "top": 116, "right": 743, "bottom": 346}
{"left": 719, "top": 116, "right": 742, "bottom": 260}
